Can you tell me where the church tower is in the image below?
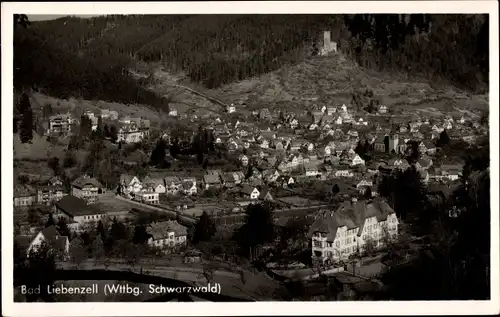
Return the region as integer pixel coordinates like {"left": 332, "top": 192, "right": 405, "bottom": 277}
{"left": 388, "top": 133, "right": 399, "bottom": 153}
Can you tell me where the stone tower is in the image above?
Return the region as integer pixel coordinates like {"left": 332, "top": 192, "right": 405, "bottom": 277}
{"left": 324, "top": 31, "right": 331, "bottom": 51}
{"left": 320, "top": 31, "right": 338, "bottom": 56}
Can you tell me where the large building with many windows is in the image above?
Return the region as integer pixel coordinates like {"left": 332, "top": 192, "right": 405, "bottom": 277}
{"left": 308, "top": 198, "right": 399, "bottom": 264}
{"left": 71, "top": 175, "right": 105, "bottom": 204}
{"left": 53, "top": 195, "right": 107, "bottom": 232}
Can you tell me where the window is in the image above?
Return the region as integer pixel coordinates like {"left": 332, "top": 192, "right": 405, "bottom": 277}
{"left": 336, "top": 241, "right": 340, "bottom": 247}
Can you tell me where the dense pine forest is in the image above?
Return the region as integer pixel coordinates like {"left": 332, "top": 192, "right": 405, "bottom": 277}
{"left": 16, "top": 14, "right": 489, "bottom": 105}
{"left": 14, "top": 17, "right": 171, "bottom": 110}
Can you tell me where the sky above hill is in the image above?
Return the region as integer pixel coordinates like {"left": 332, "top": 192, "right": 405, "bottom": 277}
{"left": 29, "top": 15, "right": 101, "bottom": 21}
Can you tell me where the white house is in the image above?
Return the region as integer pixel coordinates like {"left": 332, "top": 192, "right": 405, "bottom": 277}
{"left": 48, "top": 114, "right": 74, "bottom": 135}
{"left": 226, "top": 104, "right": 236, "bottom": 113}
{"left": 357, "top": 179, "right": 374, "bottom": 189}
{"left": 308, "top": 199, "right": 398, "bottom": 264}
{"left": 169, "top": 109, "right": 178, "bottom": 117}
{"left": 142, "top": 178, "right": 166, "bottom": 194}
{"left": 164, "top": 176, "right": 182, "bottom": 195}
{"left": 240, "top": 185, "right": 260, "bottom": 200}
{"left": 138, "top": 191, "right": 160, "bottom": 204}
{"left": 327, "top": 106, "right": 337, "bottom": 116}
{"left": 334, "top": 169, "right": 354, "bottom": 178}
{"left": 309, "top": 123, "right": 319, "bottom": 131}
{"left": 22, "top": 226, "right": 70, "bottom": 260}
{"left": 181, "top": 181, "right": 198, "bottom": 195}
{"left": 378, "top": 105, "right": 388, "bottom": 114}
{"left": 260, "top": 139, "right": 270, "bottom": 149}
{"left": 305, "top": 142, "right": 315, "bottom": 152}
{"left": 117, "top": 125, "right": 146, "bottom": 144}
{"left": 351, "top": 154, "right": 366, "bottom": 166}
{"left": 120, "top": 174, "right": 143, "bottom": 195}
{"left": 71, "top": 176, "right": 104, "bottom": 204}
{"left": 147, "top": 221, "right": 188, "bottom": 252}
{"left": 305, "top": 163, "right": 321, "bottom": 177}
{"left": 101, "top": 109, "right": 119, "bottom": 120}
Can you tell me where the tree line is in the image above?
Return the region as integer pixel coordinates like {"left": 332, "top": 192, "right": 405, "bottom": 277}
{"left": 30, "top": 14, "right": 488, "bottom": 92}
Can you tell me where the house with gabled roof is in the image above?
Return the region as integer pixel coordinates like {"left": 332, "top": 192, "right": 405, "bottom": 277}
{"left": 120, "top": 174, "right": 143, "bottom": 195}
{"left": 147, "top": 221, "right": 188, "bottom": 251}
{"left": 20, "top": 225, "right": 70, "bottom": 260}
{"left": 203, "top": 173, "right": 221, "bottom": 190}
{"left": 263, "top": 169, "right": 281, "bottom": 184}
{"left": 14, "top": 185, "right": 37, "bottom": 208}
{"left": 240, "top": 185, "right": 260, "bottom": 200}
{"left": 259, "top": 186, "right": 274, "bottom": 201}
{"left": 181, "top": 181, "right": 197, "bottom": 195}
{"left": 356, "top": 179, "right": 374, "bottom": 189}
{"left": 350, "top": 154, "right": 366, "bottom": 166}
{"left": 142, "top": 177, "right": 166, "bottom": 194}
{"left": 71, "top": 175, "right": 104, "bottom": 204}
{"left": 164, "top": 176, "right": 182, "bottom": 195}
{"left": 308, "top": 199, "right": 398, "bottom": 264}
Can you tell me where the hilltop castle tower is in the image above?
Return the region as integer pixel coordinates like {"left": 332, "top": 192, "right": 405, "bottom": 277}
{"left": 320, "top": 31, "right": 338, "bottom": 56}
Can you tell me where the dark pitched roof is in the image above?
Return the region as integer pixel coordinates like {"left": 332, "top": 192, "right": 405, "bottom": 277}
{"left": 307, "top": 199, "right": 395, "bottom": 241}
{"left": 38, "top": 226, "right": 69, "bottom": 252}
{"left": 203, "top": 174, "right": 221, "bottom": 184}
{"left": 147, "top": 221, "right": 188, "bottom": 239}
{"left": 71, "top": 176, "right": 102, "bottom": 189}
{"left": 55, "top": 195, "right": 103, "bottom": 217}
{"left": 41, "top": 225, "right": 60, "bottom": 241}
{"left": 240, "top": 184, "right": 257, "bottom": 195}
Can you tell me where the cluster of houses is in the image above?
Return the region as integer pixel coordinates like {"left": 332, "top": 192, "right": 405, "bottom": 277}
{"left": 14, "top": 176, "right": 66, "bottom": 208}
{"left": 15, "top": 97, "right": 486, "bottom": 265}
{"left": 192, "top": 102, "right": 483, "bottom": 189}
{"left": 45, "top": 108, "right": 153, "bottom": 145}
{"left": 14, "top": 207, "right": 189, "bottom": 260}
{"left": 15, "top": 173, "right": 190, "bottom": 258}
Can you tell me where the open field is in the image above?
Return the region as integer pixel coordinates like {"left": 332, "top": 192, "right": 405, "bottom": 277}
{"left": 13, "top": 132, "right": 68, "bottom": 161}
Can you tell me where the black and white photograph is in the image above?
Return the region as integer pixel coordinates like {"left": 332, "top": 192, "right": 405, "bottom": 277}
{"left": 2, "top": 1, "right": 499, "bottom": 316}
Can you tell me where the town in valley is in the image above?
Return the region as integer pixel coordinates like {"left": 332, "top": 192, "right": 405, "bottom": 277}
{"left": 12, "top": 13, "right": 491, "bottom": 302}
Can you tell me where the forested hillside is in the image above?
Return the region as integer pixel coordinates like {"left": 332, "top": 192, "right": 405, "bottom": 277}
{"left": 343, "top": 14, "right": 489, "bottom": 92}
{"left": 24, "top": 14, "right": 489, "bottom": 99}
{"left": 14, "top": 20, "right": 171, "bottom": 111}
